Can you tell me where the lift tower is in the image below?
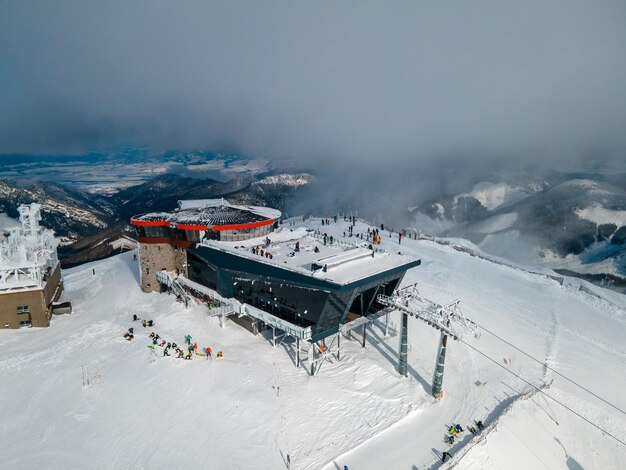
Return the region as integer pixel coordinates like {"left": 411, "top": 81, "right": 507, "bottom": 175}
{"left": 377, "top": 284, "right": 475, "bottom": 398}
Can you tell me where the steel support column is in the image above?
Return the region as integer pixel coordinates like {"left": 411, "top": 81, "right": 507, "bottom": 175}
{"left": 398, "top": 311, "right": 408, "bottom": 376}
{"left": 432, "top": 332, "right": 448, "bottom": 398}
{"left": 309, "top": 342, "right": 315, "bottom": 376}
{"left": 337, "top": 333, "right": 341, "bottom": 361}
{"left": 296, "top": 338, "right": 300, "bottom": 368}
{"left": 384, "top": 312, "right": 389, "bottom": 337}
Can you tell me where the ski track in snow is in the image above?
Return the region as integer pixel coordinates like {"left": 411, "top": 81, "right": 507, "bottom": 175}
{"left": 1, "top": 217, "right": 625, "bottom": 469}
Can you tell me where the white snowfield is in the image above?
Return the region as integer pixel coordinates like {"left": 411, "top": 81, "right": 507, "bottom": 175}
{"left": 1, "top": 217, "right": 625, "bottom": 469}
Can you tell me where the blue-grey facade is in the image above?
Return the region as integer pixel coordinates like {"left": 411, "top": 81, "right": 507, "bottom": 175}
{"left": 188, "top": 244, "right": 421, "bottom": 341}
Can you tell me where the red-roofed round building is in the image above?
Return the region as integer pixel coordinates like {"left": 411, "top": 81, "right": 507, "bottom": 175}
{"left": 131, "top": 199, "right": 281, "bottom": 292}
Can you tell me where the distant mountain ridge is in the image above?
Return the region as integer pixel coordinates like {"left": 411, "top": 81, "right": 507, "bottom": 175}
{"left": 0, "top": 172, "right": 312, "bottom": 267}
{"left": 411, "top": 173, "right": 626, "bottom": 292}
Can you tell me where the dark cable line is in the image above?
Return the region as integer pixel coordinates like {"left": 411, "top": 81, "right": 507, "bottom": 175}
{"left": 474, "top": 322, "right": 626, "bottom": 416}
{"left": 458, "top": 338, "right": 626, "bottom": 447}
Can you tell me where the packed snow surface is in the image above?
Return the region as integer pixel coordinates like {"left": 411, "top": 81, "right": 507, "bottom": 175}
{"left": 1, "top": 217, "right": 625, "bottom": 469}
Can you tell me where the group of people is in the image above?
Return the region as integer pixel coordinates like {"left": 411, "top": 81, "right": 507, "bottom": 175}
{"left": 154, "top": 333, "right": 216, "bottom": 360}
{"left": 367, "top": 227, "right": 382, "bottom": 245}
{"left": 441, "top": 420, "right": 485, "bottom": 462}
{"left": 132, "top": 314, "right": 154, "bottom": 328}
{"left": 124, "top": 315, "right": 222, "bottom": 362}
{"left": 251, "top": 245, "right": 274, "bottom": 259}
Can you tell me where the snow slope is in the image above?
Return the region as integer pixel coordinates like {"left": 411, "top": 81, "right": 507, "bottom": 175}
{"left": 1, "top": 217, "right": 625, "bottom": 469}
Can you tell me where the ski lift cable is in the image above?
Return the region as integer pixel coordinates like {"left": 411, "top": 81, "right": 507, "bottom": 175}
{"left": 458, "top": 337, "right": 626, "bottom": 447}
{"left": 474, "top": 322, "right": 626, "bottom": 417}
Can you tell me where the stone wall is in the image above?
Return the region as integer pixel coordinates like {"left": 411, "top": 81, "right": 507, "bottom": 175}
{"left": 139, "top": 243, "right": 188, "bottom": 293}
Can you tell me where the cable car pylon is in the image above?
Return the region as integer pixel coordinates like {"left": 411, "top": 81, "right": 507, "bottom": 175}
{"left": 377, "top": 284, "right": 476, "bottom": 399}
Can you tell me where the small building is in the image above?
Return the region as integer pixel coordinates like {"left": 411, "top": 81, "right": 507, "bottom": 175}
{"left": 0, "top": 204, "right": 64, "bottom": 328}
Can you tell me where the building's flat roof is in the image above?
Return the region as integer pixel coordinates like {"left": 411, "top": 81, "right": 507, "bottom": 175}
{"left": 198, "top": 225, "right": 419, "bottom": 285}
{"left": 131, "top": 201, "right": 281, "bottom": 231}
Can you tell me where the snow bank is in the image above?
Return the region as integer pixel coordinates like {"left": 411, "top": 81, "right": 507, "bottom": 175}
{"left": 1, "top": 216, "right": 625, "bottom": 469}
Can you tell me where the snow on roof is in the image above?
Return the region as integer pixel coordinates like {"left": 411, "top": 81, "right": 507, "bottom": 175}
{"left": 199, "top": 223, "right": 419, "bottom": 285}
{"left": 135, "top": 200, "right": 281, "bottom": 227}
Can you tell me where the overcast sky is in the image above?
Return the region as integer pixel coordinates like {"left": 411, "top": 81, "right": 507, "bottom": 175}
{"left": 1, "top": 1, "right": 625, "bottom": 170}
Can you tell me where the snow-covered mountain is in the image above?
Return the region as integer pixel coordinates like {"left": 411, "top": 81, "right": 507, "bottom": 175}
{"left": 412, "top": 174, "right": 626, "bottom": 293}
{"left": 0, "top": 179, "right": 115, "bottom": 239}
{"left": 1, "top": 218, "right": 624, "bottom": 469}
{"left": 0, "top": 173, "right": 313, "bottom": 267}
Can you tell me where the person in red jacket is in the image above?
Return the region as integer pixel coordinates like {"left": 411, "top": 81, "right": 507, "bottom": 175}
{"left": 206, "top": 346, "right": 212, "bottom": 359}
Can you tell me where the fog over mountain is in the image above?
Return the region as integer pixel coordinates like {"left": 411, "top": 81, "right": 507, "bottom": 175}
{"left": 1, "top": 1, "right": 625, "bottom": 174}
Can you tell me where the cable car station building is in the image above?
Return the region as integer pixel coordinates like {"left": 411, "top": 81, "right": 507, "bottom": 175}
{"left": 131, "top": 200, "right": 420, "bottom": 351}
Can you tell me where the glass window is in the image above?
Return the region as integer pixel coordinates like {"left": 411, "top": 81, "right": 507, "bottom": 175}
{"left": 17, "top": 305, "right": 30, "bottom": 314}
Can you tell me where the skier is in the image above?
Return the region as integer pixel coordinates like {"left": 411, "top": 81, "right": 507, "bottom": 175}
{"left": 448, "top": 426, "right": 457, "bottom": 435}
{"left": 468, "top": 426, "right": 477, "bottom": 434}
{"left": 163, "top": 347, "right": 170, "bottom": 357}
{"left": 206, "top": 346, "right": 212, "bottom": 359}
{"left": 442, "top": 451, "right": 451, "bottom": 463}
{"left": 445, "top": 434, "right": 454, "bottom": 444}
{"left": 129, "top": 327, "right": 134, "bottom": 335}
{"left": 133, "top": 314, "right": 138, "bottom": 321}
{"left": 142, "top": 320, "right": 147, "bottom": 328}
{"left": 185, "top": 334, "right": 192, "bottom": 345}
{"left": 147, "top": 320, "right": 153, "bottom": 327}
{"left": 193, "top": 342, "right": 198, "bottom": 352}
{"left": 176, "top": 348, "right": 184, "bottom": 358}
{"left": 455, "top": 424, "right": 463, "bottom": 433}
{"left": 476, "top": 420, "right": 484, "bottom": 430}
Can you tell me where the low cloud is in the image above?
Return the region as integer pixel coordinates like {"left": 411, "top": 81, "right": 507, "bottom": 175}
{"left": 1, "top": 1, "right": 625, "bottom": 172}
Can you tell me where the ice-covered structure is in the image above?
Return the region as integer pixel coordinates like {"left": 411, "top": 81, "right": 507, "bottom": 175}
{"left": 0, "top": 204, "right": 63, "bottom": 328}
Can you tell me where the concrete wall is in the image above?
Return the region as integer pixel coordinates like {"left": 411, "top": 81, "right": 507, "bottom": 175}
{"left": 0, "top": 262, "right": 63, "bottom": 329}
{"left": 0, "top": 290, "right": 46, "bottom": 328}
{"left": 139, "top": 243, "right": 187, "bottom": 293}
{"left": 44, "top": 263, "right": 63, "bottom": 305}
